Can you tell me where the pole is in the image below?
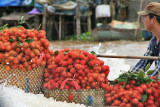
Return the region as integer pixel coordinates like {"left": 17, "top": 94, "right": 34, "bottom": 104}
{"left": 76, "top": 0, "right": 81, "bottom": 40}
{"left": 144, "top": 0, "right": 149, "bottom": 7}
{"left": 134, "top": 0, "right": 143, "bottom": 40}
{"left": 97, "top": 54, "right": 160, "bottom": 60}
{"left": 42, "top": 6, "right": 47, "bottom": 31}
{"left": 59, "top": 15, "right": 62, "bottom": 40}
{"left": 87, "top": 12, "right": 91, "bottom": 33}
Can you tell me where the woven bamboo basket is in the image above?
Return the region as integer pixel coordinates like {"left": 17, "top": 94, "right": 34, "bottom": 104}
{"left": 0, "top": 64, "right": 44, "bottom": 94}
{"left": 42, "top": 78, "right": 106, "bottom": 106}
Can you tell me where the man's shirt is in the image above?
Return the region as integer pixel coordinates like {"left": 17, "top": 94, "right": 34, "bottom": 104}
{"left": 130, "top": 36, "right": 159, "bottom": 76}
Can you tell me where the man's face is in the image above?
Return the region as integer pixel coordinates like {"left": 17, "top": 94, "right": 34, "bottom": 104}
{"left": 142, "top": 15, "right": 153, "bottom": 31}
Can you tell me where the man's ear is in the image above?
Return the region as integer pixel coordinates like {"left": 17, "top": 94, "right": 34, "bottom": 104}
{"left": 152, "top": 16, "right": 157, "bottom": 23}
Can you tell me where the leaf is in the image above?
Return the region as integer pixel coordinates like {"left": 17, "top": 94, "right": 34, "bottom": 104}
{"left": 54, "top": 51, "right": 59, "bottom": 56}
{"left": 116, "top": 78, "right": 127, "bottom": 82}
{"left": 129, "top": 74, "right": 137, "bottom": 79}
{"left": 147, "top": 70, "right": 154, "bottom": 75}
{"left": 21, "top": 20, "right": 25, "bottom": 24}
{"left": 109, "top": 80, "right": 117, "bottom": 85}
{"left": 139, "top": 71, "right": 145, "bottom": 78}
{"left": 8, "top": 37, "right": 15, "bottom": 42}
{"left": 20, "top": 16, "right": 25, "bottom": 24}
{"left": 145, "top": 78, "right": 152, "bottom": 84}
{"left": 18, "top": 16, "right": 20, "bottom": 23}
{"left": 17, "top": 25, "right": 22, "bottom": 28}
{"left": 0, "top": 24, "right": 8, "bottom": 31}
{"left": 135, "top": 81, "right": 141, "bottom": 86}
{"left": 16, "top": 35, "right": 20, "bottom": 41}
{"left": 123, "top": 78, "right": 129, "bottom": 88}
{"left": 26, "top": 35, "right": 28, "bottom": 39}
{"left": 116, "top": 73, "right": 127, "bottom": 78}
{"left": 141, "top": 93, "right": 148, "bottom": 103}
{"left": 64, "top": 50, "right": 69, "bottom": 54}
{"left": 20, "top": 16, "right": 23, "bottom": 20}
{"left": 145, "top": 63, "right": 150, "bottom": 72}
{"left": 91, "top": 51, "right": 96, "bottom": 55}
{"left": 20, "top": 42, "right": 23, "bottom": 47}
{"left": 85, "top": 32, "right": 91, "bottom": 36}
{"left": 139, "top": 69, "right": 144, "bottom": 72}
{"left": 24, "top": 39, "right": 35, "bottom": 44}
{"left": 18, "top": 16, "right": 25, "bottom": 25}
{"left": 21, "top": 16, "right": 24, "bottom": 21}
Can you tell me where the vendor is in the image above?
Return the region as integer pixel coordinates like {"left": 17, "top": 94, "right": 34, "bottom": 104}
{"left": 130, "top": 2, "right": 160, "bottom": 77}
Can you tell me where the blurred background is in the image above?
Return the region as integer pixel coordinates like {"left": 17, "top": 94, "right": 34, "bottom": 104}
{"left": 0, "top": 0, "right": 159, "bottom": 41}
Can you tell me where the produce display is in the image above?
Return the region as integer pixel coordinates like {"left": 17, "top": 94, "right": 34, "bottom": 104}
{"left": 0, "top": 26, "right": 53, "bottom": 71}
{"left": 43, "top": 48, "right": 110, "bottom": 90}
{"left": 1, "top": 21, "right": 160, "bottom": 106}
{"left": 105, "top": 71, "right": 160, "bottom": 107}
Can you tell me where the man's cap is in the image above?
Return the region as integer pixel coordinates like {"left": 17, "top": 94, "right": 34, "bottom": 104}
{"left": 137, "top": 2, "right": 160, "bottom": 16}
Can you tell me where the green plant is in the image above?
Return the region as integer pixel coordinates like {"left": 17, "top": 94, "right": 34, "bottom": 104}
{"left": 18, "top": 16, "right": 25, "bottom": 24}
{"left": 0, "top": 24, "right": 8, "bottom": 31}
{"left": 65, "top": 32, "right": 93, "bottom": 41}
{"left": 115, "top": 63, "right": 154, "bottom": 86}
{"left": 65, "top": 34, "right": 77, "bottom": 40}
{"left": 0, "top": 16, "right": 25, "bottom": 31}
{"left": 79, "top": 32, "right": 92, "bottom": 41}
{"left": 115, "top": 71, "right": 152, "bottom": 87}
{"left": 1, "top": 16, "right": 34, "bottom": 46}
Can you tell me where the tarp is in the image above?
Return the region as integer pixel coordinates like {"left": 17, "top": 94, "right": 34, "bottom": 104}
{"left": 109, "top": 20, "right": 139, "bottom": 29}
{"left": 36, "top": 0, "right": 52, "bottom": 5}
{"left": 0, "top": 0, "right": 22, "bottom": 7}
{"left": 53, "top": 1, "right": 77, "bottom": 10}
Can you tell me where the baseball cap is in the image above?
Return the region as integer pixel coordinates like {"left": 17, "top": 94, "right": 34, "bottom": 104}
{"left": 137, "top": 2, "right": 160, "bottom": 16}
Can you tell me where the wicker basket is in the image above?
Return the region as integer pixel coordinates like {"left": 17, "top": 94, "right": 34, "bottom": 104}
{"left": 0, "top": 64, "right": 44, "bottom": 94}
{"left": 42, "top": 78, "right": 106, "bottom": 106}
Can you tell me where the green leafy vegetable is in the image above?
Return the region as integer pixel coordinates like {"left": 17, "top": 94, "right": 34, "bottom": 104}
{"left": 64, "top": 50, "right": 69, "bottom": 54}
{"left": 145, "top": 63, "right": 150, "bottom": 72}
{"left": 91, "top": 51, "right": 96, "bottom": 55}
{"left": 141, "top": 93, "right": 148, "bottom": 103}
{"left": 8, "top": 37, "right": 15, "bottom": 42}
{"left": 139, "top": 69, "right": 144, "bottom": 72}
{"left": 115, "top": 70, "right": 152, "bottom": 86}
{"left": 147, "top": 70, "right": 154, "bottom": 75}
{"left": 123, "top": 78, "right": 129, "bottom": 88}
{"left": 18, "top": 16, "right": 25, "bottom": 25}
{"left": 16, "top": 35, "right": 20, "bottom": 41}
{"left": 54, "top": 50, "right": 59, "bottom": 56}
{"left": 24, "top": 39, "right": 35, "bottom": 44}
{"left": 0, "top": 24, "right": 8, "bottom": 31}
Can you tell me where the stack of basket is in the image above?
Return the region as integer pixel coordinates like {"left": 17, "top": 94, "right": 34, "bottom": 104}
{"left": 0, "top": 26, "right": 53, "bottom": 94}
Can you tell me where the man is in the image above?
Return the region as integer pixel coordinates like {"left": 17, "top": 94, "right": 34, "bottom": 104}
{"left": 130, "top": 2, "right": 160, "bottom": 77}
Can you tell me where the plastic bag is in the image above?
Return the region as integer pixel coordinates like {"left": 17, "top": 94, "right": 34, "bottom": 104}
{"left": 96, "top": 5, "right": 110, "bottom": 18}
